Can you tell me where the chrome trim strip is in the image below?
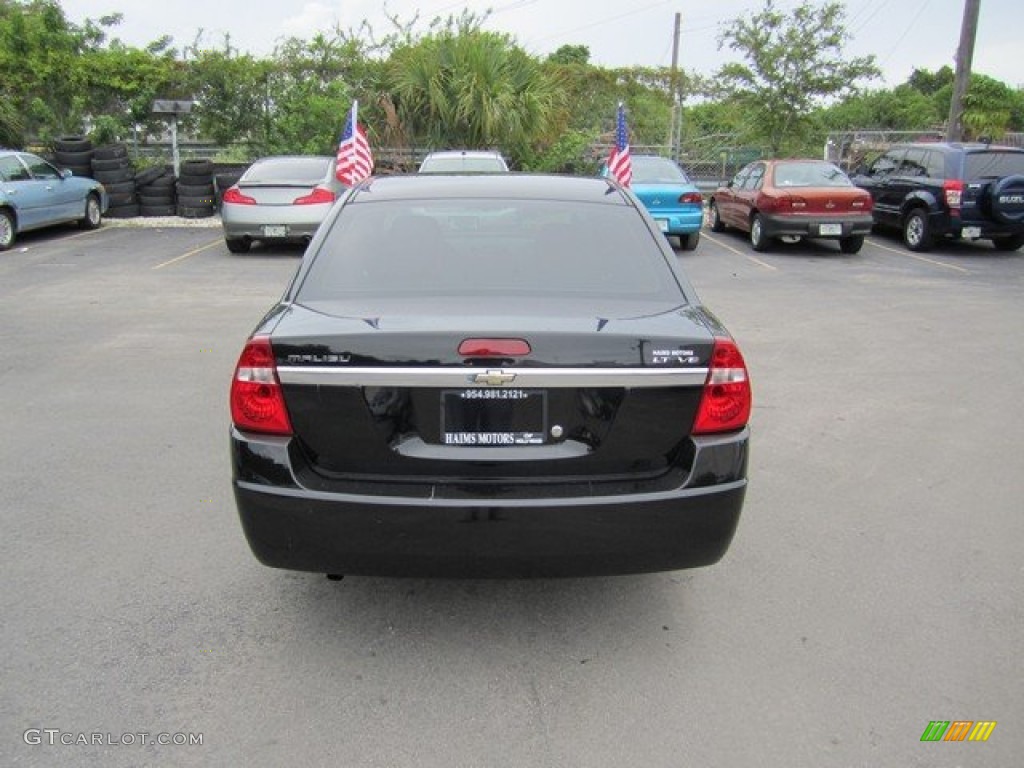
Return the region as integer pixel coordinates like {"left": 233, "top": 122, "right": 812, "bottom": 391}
{"left": 277, "top": 366, "right": 709, "bottom": 388}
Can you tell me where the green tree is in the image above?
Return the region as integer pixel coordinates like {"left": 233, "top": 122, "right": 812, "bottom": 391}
{"left": 387, "top": 25, "right": 559, "bottom": 165}
{"left": 933, "top": 73, "right": 1024, "bottom": 139}
{"left": 187, "top": 43, "right": 272, "bottom": 147}
{"left": 714, "top": 0, "right": 879, "bottom": 154}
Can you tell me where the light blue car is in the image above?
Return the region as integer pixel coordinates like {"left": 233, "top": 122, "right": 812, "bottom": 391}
{"left": 604, "top": 155, "right": 705, "bottom": 251}
{"left": 0, "top": 150, "right": 108, "bottom": 251}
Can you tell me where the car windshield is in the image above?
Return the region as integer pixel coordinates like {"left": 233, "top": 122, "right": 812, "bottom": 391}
{"left": 243, "top": 158, "right": 330, "bottom": 184}
{"left": 419, "top": 155, "right": 507, "bottom": 173}
{"left": 630, "top": 157, "right": 690, "bottom": 184}
{"left": 965, "top": 151, "right": 1024, "bottom": 178}
{"left": 297, "top": 199, "right": 681, "bottom": 303}
{"left": 773, "top": 162, "right": 852, "bottom": 187}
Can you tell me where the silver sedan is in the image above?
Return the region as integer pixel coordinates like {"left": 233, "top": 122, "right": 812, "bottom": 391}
{"left": 221, "top": 156, "right": 348, "bottom": 253}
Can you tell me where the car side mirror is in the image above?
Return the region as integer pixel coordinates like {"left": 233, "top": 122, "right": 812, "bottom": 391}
{"left": 61, "top": 168, "right": 72, "bottom": 179}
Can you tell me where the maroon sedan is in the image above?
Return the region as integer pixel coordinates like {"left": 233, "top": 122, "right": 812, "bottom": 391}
{"left": 709, "top": 159, "right": 873, "bottom": 253}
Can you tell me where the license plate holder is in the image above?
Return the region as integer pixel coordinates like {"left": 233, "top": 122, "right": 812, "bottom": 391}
{"left": 441, "top": 389, "right": 547, "bottom": 446}
{"left": 962, "top": 226, "right": 981, "bottom": 239}
{"left": 262, "top": 225, "right": 288, "bottom": 237}
{"left": 818, "top": 223, "right": 842, "bottom": 236}
{"left": 656, "top": 218, "right": 669, "bottom": 232}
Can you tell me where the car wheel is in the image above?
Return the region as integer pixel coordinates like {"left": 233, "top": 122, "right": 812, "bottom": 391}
{"left": 902, "top": 209, "right": 933, "bottom": 251}
{"left": 839, "top": 235, "right": 864, "bottom": 254}
{"left": 0, "top": 209, "right": 15, "bottom": 251}
{"left": 992, "top": 234, "right": 1024, "bottom": 251}
{"left": 680, "top": 231, "right": 700, "bottom": 251}
{"left": 709, "top": 201, "right": 726, "bottom": 232}
{"left": 78, "top": 194, "right": 103, "bottom": 230}
{"left": 749, "top": 214, "right": 770, "bottom": 252}
{"left": 225, "top": 237, "right": 251, "bottom": 253}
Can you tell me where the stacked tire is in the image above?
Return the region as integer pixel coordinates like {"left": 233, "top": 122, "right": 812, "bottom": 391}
{"left": 177, "top": 159, "right": 216, "bottom": 218}
{"left": 92, "top": 143, "right": 138, "bottom": 218}
{"left": 53, "top": 136, "right": 94, "bottom": 177}
{"left": 136, "top": 167, "right": 177, "bottom": 217}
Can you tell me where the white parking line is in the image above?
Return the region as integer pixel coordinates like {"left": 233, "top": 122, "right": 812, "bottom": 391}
{"left": 865, "top": 238, "right": 970, "bottom": 274}
{"left": 152, "top": 238, "right": 223, "bottom": 270}
{"left": 701, "top": 231, "right": 778, "bottom": 271}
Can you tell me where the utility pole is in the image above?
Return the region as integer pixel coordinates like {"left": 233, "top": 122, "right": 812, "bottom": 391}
{"left": 667, "top": 12, "right": 681, "bottom": 159}
{"left": 946, "top": 0, "right": 981, "bottom": 141}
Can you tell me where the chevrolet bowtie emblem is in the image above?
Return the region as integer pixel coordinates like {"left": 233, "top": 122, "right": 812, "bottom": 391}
{"left": 472, "top": 369, "right": 516, "bottom": 386}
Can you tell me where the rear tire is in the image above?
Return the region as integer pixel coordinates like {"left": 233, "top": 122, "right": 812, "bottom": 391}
{"left": 902, "top": 209, "right": 933, "bottom": 251}
{"left": 0, "top": 209, "right": 15, "bottom": 250}
{"left": 750, "top": 214, "right": 770, "bottom": 252}
{"left": 225, "top": 237, "right": 251, "bottom": 253}
{"left": 680, "top": 231, "right": 700, "bottom": 251}
{"left": 709, "top": 201, "right": 726, "bottom": 232}
{"left": 839, "top": 234, "right": 864, "bottom": 254}
{"left": 992, "top": 234, "right": 1024, "bottom": 251}
{"left": 79, "top": 194, "right": 102, "bottom": 230}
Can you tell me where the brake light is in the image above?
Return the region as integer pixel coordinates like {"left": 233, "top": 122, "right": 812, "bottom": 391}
{"left": 678, "top": 191, "right": 703, "bottom": 204}
{"left": 293, "top": 186, "right": 336, "bottom": 205}
{"left": 693, "top": 339, "right": 751, "bottom": 434}
{"left": 222, "top": 187, "right": 257, "bottom": 205}
{"left": 230, "top": 336, "right": 293, "bottom": 435}
{"left": 943, "top": 179, "right": 963, "bottom": 211}
{"left": 458, "top": 338, "right": 531, "bottom": 357}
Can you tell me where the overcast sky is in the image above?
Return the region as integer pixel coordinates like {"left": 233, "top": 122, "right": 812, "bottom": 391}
{"left": 58, "top": 0, "right": 1021, "bottom": 90}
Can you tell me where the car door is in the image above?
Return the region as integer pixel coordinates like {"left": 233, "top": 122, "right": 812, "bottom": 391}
{"left": 0, "top": 154, "right": 49, "bottom": 229}
{"left": 718, "top": 165, "right": 751, "bottom": 227}
{"left": 736, "top": 162, "right": 766, "bottom": 229}
{"left": 20, "top": 153, "right": 80, "bottom": 223}
{"left": 857, "top": 149, "right": 905, "bottom": 226}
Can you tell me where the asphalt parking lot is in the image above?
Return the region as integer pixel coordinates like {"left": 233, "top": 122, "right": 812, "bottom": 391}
{"left": 2, "top": 222, "right": 1021, "bottom": 767}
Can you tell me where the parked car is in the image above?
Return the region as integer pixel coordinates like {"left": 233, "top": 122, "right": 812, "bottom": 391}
{"left": 220, "top": 156, "right": 347, "bottom": 253}
{"left": 0, "top": 150, "right": 108, "bottom": 251}
{"left": 851, "top": 142, "right": 1024, "bottom": 252}
{"left": 620, "top": 155, "right": 704, "bottom": 251}
{"left": 709, "top": 159, "right": 873, "bottom": 253}
{"left": 230, "top": 174, "right": 751, "bottom": 578}
{"left": 417, "top": 150, "right": 509, "bottom": 174}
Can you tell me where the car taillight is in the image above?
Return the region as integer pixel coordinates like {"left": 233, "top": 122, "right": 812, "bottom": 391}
{"left": 943, "top": 179, "right": 964, "bottom": 211}
{"left": 293, "top": 186, "right": 335, "bottom": 205}
{"left": 222, "top": 187, "right": 257, "bottom": 205}
{"left": 678, "top": 191, "right": 703, "bottom": 204}
{"left": 230, "top": 336, "right": 293, "bottom": 435}
{"left": 693, "top": 339, "right": 751, "bottom": 435}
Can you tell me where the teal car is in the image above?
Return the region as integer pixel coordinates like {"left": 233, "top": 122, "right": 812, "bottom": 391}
{"left": 605, "top": 155, "right": 704, "bottom": 251}
{"left": 0, "top": 150, "right": 108, "bottom": 251}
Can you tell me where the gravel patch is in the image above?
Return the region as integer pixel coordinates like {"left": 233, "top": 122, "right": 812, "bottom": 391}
{"left": 102, "top": 214, "right": 222, "bottom": 228}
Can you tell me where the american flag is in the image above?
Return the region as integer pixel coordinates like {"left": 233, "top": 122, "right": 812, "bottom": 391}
{"left": 335, "top": 100, "right": 374, "bottom": 186}
{"left": 606, "top": 102, "right": 632, "bottom": 187}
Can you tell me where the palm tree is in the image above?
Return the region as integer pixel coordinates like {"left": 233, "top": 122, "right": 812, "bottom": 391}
{"left": 388, "top": 29, "right": 559, "bottom": 164}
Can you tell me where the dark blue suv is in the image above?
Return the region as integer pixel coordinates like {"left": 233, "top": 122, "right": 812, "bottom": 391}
{"left": 853, "top": 142, "right": 1024, "bottom": 251}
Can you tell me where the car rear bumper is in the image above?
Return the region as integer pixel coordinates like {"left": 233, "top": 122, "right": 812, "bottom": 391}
{"left": 231, "top": 428, "right": 748, "bottom": 578}
{"left": 649, "top": 208, "right": 704, "bottom": 235}
{"left": 761, "top": 213, "right": 873, "bottom": 239}
{"left": 221, "top": 204, "right": 330, "bottom": 240}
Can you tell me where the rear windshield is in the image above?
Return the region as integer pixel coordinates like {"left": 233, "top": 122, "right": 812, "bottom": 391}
{"left": 964, "top": 151, "right": 1024, "bottom": 178}
{"left": 419, "top": 156, "right": 507, "bottom": 173}
{"left": 296, "top": 199, "right": 682, "bottom": 302}
{"left": 243, "top": 158, "right": 330, "bottom": 183}
{"left": 772, "top": 162, "right": 852, "bottom": 187}
{"left": 630, "top": 156, "right": 690, "bottom": 183}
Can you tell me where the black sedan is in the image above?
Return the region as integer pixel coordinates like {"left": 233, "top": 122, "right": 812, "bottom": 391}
{"left": 230, "top": 174, "right": 751, "bottom": 578}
